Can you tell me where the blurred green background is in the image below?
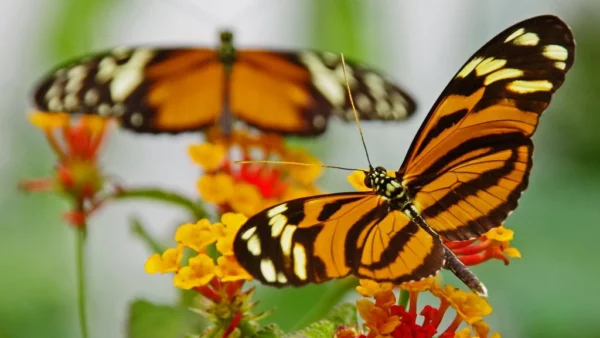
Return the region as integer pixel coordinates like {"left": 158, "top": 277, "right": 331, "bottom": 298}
{"left": 2, "top": 0, "right": 600, "bottom": 337}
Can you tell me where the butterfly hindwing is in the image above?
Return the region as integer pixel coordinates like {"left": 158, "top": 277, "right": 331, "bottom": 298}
{"left": 398, "top": 15, "right": 575, "bottom": 240}
{"left": 233, "top": 192, "right": 444, "bottom": 286}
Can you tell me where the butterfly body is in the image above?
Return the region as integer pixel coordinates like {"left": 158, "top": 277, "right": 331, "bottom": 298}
{"left": 32, "top": 31, "right": 416, "bottom": 135}
{"left": 233, "top": 15, "right": 575, "bottom": 296}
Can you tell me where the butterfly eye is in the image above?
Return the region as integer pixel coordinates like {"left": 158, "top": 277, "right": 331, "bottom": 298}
{"left": 364, "top": 175, "right": 373, "bottom": 188}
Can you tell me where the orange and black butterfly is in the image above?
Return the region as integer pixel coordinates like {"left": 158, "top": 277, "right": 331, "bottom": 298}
{"left": 32, "top": 31, "right": 415, "bottom": 136}
{"left": 233, "top": 15, "right": 575, "bottom": 296}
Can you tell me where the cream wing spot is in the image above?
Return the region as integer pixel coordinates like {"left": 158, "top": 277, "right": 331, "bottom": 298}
{"left": 109, "top": 49, "right": 155, "bottom": 102}
{"left": 542, "top": 45, "right": 568, "bottom": 61}
{"left": 260, "top": 259, "right": 277, "bottom": 283}
{"left": 356, "top": 94, "right": 372, "bottom": 112}
{"left": 270, "top": 215, "right": 287, "bottom": 238}
{"left": 483, "top": 68, "right": 523, "bottom": 85}
{"left": 512, "top": 32, "right": 540, "bottom": 46}
{"left": 475, "top": 57, "right": 507, "bottom": 76}
{"left": 98, "top": 103, "right": 111, "bottom": 116}
{"left": 504, "top": 28, "right": 525, "bottom": 43}
{"left": 277, "top": 272, "right": 288, "bottom": 284}
{"left": 240, "top": 226, "right": 257, "bottom": 240}
{"left": 267, "top": 203, "right": 288, "bottom": 218}
{"left": 364, "top": 72, "right": 387, "bottom": 98}
{"left": 280, "top": 225, "right": 297, "bottom": 256}
{"left": 507, "top": 80, "right": 553, "bottom": 93}
{"left": 84, "top": 89, "right": 100, "bottom": 106}
{"left": 292, "top": 243, "right": 308, "bottom": 280}
{"left": 63, "top": 94, "right": 79, "bottom": 110}
{"left": 312, "top": 115, "right": 326, "bottom": 130}
{"left": 299, "top": 51, "right": 345, "bottom": 107}
{"left": 130, "top": 112, "right": 144, "bottom": 126}
{"left": 554, "top": 62, "right": 566, "bottom": 70}
{"left": 48, "top": 97, "right": 63, "bottom": 111}
{"left": 247, "top": 235, "right": 262, "bottom": 256}
{"left": 96, "top": 57, "right": 117, "bottom": 83}
{"left": 456, "top": 57, "right": 483, "bottom": 78}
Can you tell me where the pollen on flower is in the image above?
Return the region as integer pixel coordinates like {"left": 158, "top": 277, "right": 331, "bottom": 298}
{"left": 144, "top": 245, "right": 183, "bottom": 274}
{"left": 174, "top": 254, "right": 216, "bottom": 289}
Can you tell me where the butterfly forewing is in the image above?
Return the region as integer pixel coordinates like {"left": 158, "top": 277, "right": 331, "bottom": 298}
{"left": 233, "top": 193, "right": 444, "bottom": 286}
{"left": 32, "top": 37, "right": 416, "bottom": 135}
{"left": 398, "top": 15, "right": 575, "bottom": 240}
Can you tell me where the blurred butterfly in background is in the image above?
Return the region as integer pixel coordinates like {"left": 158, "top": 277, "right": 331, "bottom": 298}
{"left": 233, "top": 15, "right": 575, "bottom": 296}
{"left": 31, "top": 31, "right": 416, "bottom": 136}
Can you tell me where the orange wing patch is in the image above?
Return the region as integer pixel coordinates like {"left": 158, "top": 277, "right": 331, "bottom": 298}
{"left": 231, "top": 51, "right": 316, "bottom": 134}
{"left": 233, "top": 193, "right": 444, "bottom": 286}
{"left": 398, "top": 15, "right": 575, "bottom": 240}
{"left": 146, "top": 50, "right": 222, "bottom": 132}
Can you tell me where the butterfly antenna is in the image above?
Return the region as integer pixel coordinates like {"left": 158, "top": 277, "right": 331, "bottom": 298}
{"left": 235, "top": 160, "right": 359, "bottom": 172}
{"left": 340, "top": 54, "right": 373, "bottom": 170}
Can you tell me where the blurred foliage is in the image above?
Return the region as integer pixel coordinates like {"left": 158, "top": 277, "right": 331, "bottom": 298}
{"left": 546, "top": 14, "right": 600, "bottom": 170}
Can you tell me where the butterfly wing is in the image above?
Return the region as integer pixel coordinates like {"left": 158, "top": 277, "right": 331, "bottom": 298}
{"left": 398, "top": 15, "right": 575, "bottom": 241}
{"left": 234, "top": 192, "right": 444, "bottom": 286}
{"left": 33, "top": 47, "right": 223, "bottom": 133}
{"left": 231, "top": 50, "right": 416, "bottom": 135}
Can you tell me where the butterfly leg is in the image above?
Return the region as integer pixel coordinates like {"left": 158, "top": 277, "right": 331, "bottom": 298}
{"left": 443, "top": 247, "right": 488, "bottom": 298}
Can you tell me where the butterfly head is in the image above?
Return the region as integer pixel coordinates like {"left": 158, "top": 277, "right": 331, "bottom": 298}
{"left": 364, "top": 166, "right": 405, "bottom": 200}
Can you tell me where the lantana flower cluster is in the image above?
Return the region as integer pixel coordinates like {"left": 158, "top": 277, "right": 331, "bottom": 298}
{"left": 190, "top": 127, "right": 322, "bottom": 216}
{"left": 145, "top": 213, "right": 258, "bottom": 337}
{"left": 20, "top": 112, "right": 111, "bottom": 227}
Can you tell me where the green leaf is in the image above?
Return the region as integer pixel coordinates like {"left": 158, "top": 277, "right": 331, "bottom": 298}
{"left": 284, "top": 320, "right": 336, "bottom": 338}
{"left": 127, "top": 299, "right": 202, "bottom": 338}
{"left": 324, "top": 303, "right": 358, "bottom": 327}
{"left": 250, "top": 324, "right": 285, "bottom": 338}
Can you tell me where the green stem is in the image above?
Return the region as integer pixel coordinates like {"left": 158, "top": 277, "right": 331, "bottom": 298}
{"left": 76, "top": 227, "right": 89, "bottom": 338}
{"left": 398, "top": 289, "right": 410, "bottom": 309}
{"left": 290, "top": 277, "right": 356, "bottom": 331}
{"left": 111, "top": 188, "right": 208, "bottom": 220}
{"left": 130, "top": 218, "right": 165, "bottom": 254}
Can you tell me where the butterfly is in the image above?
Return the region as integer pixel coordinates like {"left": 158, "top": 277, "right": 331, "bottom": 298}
{"left": 31, "top": 31, "right": 416, "bottom": 136}
{"left": 233, "top": 15, "right": 575, "bottom": 296}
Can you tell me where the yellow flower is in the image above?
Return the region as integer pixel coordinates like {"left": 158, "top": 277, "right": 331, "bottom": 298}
{"left": 174, "top": 254, "right": 216, "bottom": 289}
{"left": 485, "top": 226, "right": 514, "bottom": 242}
{"left": 215, "top": 255, "right": 252, "bottom": 282}
{"left": 175, "top": 219, "right": 218, "bottom": 252}
{"left": 80, "top": 115, "right": 108, "bottom": 136}
{"left": 399, "top": 276, "right": 438, "bottom": 293}
{"left": 197, "top": 173, "right": 234, "bottom": 204}
{"left": 188, "top": 143, "right": 227, "bottom": 172}
{"left": 347, "top": 170, "right": 370, "bottom": 192}
{"left": 454, "top": 322, "right": 501, "bottom": 338}
{"left": 229, "top": 182, "right": 262, "bottom": 216}
{"left": 442, "top": 286, "right": 492, "bottom": 324}
{"left": 144, "top": 245, "right": 183, "bottom": 274}
{"left": 215, "top": 213, "right": 248, "bottom": 256}
{"left": 28, "top": 111, "right": 70, "bottom": 131}
{"left": 356, "top": 279, "right": 393, "bottom": 298}
{"left": 503, "top": 247, "right": 521, "bottom": 258}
